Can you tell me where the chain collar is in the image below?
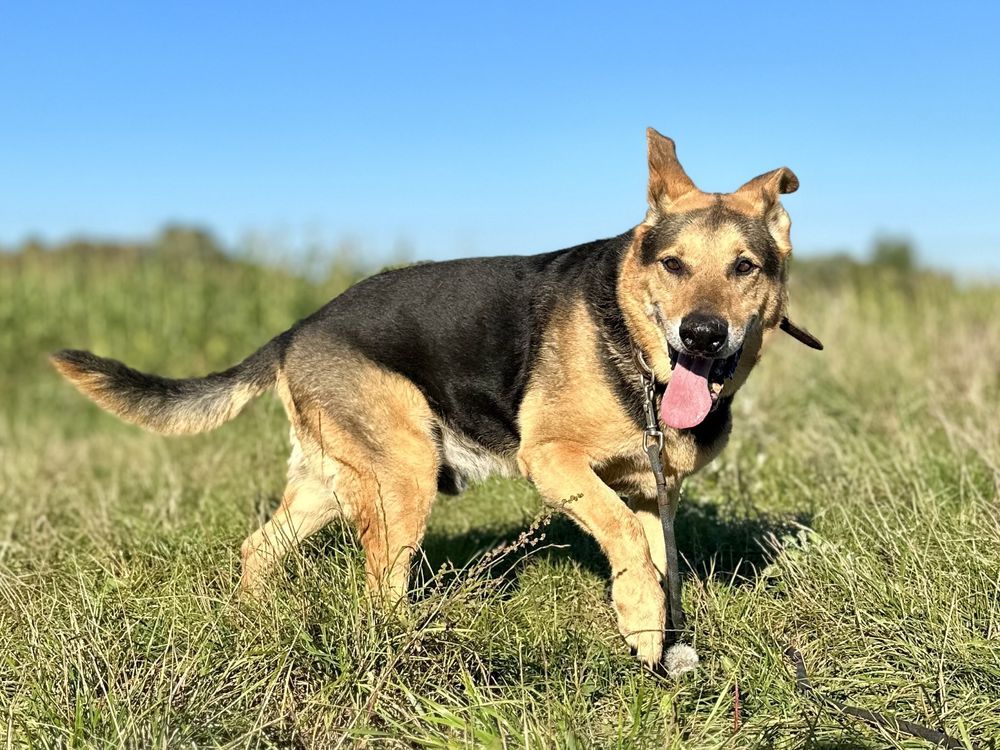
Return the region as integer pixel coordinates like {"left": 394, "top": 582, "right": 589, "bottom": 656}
{"left": 633, "top": 348, "right": 663, "bottom": 452}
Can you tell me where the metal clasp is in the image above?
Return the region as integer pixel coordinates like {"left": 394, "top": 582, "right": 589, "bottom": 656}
{"left": 643, "top": 427, "right": 664, "bottom": 451}
{"left": 634, "top": 347, "right": 664, "bottom": 451}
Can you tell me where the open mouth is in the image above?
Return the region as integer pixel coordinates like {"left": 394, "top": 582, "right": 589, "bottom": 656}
{"left": 661, "top": 344, "right": 742, "bottom": 430}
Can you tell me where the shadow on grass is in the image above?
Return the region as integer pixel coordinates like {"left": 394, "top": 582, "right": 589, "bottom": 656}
{"left": 415, "top": 498, "right": 811, "bottom": 593}
{"left": 417, "top": 513, "right": 609, "bottom": 591}
{"left": 677, "top": 500, "right": 811, "bottom": 582}
{"left": 288, "top": 483, "right": 810, "bottom": 598}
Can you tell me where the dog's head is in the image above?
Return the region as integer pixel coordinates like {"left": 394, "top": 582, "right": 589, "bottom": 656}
{"left": 619, "top": 128, "right": 822, "bottom": 430}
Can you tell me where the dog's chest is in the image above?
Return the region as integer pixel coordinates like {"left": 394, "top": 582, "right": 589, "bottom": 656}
{"left": 596, "top": 406, "right": 733, "bottom": 497}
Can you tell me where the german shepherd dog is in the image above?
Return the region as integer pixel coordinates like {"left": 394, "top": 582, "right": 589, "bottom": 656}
{"left": 52, "top": 129, "right": 821, "bottom": 667}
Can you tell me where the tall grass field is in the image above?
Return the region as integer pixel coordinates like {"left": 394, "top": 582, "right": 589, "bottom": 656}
{"left": 1, "top": 238, "right": 998, "bottom": 748}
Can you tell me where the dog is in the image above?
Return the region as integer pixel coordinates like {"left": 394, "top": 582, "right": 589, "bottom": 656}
{"left": 51, "top": 129, "right": 822, "bottom": 667}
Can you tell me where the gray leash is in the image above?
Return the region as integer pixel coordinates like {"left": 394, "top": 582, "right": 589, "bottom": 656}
{"left": 635, "top": 350, "right": 687, "bottom": 636}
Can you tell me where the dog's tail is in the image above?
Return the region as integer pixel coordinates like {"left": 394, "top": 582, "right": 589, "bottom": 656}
{"left": 50, "top": 335, "right": 285, "bottom": 435}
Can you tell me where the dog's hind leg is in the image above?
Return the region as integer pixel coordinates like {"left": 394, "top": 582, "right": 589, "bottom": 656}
{"left": 274, "top": 343, "right": 440, "bottom": 601}
{"left": 351, "top": 430, "right": 438, "bottom": 601}
{"left": 239, "top": 471, "right": 341, "bottom": 594}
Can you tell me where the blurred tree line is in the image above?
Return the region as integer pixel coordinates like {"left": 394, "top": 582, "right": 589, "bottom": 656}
{"left": 2, "top": 226, "right": 957, "bottom": 308}
{"left": 0, "top": 227, "right": 369, "bottom": 388}
{"left": 2, "top": 226, "right": 930, "bottom": 279}
{"left": 1, "top": 228, "right": 950, "bottom": 312}
{"left": 787, "top": 235, "right": 954, "bottom": 292}
{"left": 0, "top": 226, "right": 961, "bottom": 400}
{"left": 1, "top": 225, "right": 371, "bottom": 281}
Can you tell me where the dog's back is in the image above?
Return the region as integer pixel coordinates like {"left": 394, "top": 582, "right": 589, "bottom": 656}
{"left": 285, "top": 234, "right": 629, "bottom": 452}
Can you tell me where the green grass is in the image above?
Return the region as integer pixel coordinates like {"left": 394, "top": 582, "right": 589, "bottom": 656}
{"left": 1, "top": 247, "right": 998, "bottom": 748}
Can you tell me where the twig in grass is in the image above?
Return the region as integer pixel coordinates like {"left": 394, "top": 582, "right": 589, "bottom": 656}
{"left": 733, "top": 678, "right": 742, "bottom": 734}
{"left": 785, "top": 646, "right": 971, "bottom": 749}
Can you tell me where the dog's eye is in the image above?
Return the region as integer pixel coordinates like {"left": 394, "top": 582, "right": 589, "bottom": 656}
{"left": 662, "top": 257, "right": 684, "bottom": 274}
{"left": 734, "top": 258, "right": 757, "bottom": 275}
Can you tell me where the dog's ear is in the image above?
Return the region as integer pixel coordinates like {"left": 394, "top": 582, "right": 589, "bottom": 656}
{"left": 647, "top": 128, "right": 699, "bottom": 212}
{"left": 780, "top": 316, "right": 824, "bottom": 350}
{"left": 737, "top": 167, "right": 799, "bottom": 256}
{"left": 738, "top": 167, "right": 799, "bottom": 200}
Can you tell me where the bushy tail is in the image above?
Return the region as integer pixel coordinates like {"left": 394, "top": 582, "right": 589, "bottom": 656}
{"left": 50, "top": 336, "right": 284, "bottom": 435}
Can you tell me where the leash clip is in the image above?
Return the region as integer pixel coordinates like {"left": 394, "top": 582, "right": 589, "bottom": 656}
{"left": 634, "top": 348, "right": 663, "bottom": 449}
{"left": 643, "top": 427, "right": 664, "bottom": 451}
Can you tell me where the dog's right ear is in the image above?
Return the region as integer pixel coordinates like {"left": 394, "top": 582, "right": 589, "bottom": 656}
{"left": 647, "top": 128, "right": 699, "bottom": 213}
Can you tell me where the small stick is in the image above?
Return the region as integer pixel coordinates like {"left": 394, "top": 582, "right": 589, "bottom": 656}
{"left": 733, "top": 678, "right": 742, "bottom": 734}
{"left": 785, "top": 647, "right": 970, "bottom": 749}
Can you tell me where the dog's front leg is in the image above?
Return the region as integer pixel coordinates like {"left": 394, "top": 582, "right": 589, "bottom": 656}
{"left": 628, "top": 488, "right": 677, "bottom": 586}
{"left": 519, "top": 442, "right": 665, "bottom": 667}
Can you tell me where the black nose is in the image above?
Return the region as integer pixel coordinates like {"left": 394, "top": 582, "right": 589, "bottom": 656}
{"left": 679, "top": 313, "right": 728, "bottom": 355}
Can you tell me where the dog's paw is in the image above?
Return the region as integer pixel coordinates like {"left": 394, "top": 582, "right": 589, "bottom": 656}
{"left": 237, "top": 569, "right": 271, "bottom": 602}
{"left": 238, "top": 548, "right": 278, "bottom": 601}
{"left": 612, "top": 566, "right": 666, "bottom": 667}
{"left": 624, "top": 628, "right": 665, "bottom": 668}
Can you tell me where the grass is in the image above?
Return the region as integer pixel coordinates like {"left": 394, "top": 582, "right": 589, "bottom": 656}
{"left": 1, "top": 245, "right": 998, "bottom": 748}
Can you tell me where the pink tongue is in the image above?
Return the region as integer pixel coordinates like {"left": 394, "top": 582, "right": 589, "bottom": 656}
{"left": 660, "top": 354, "right": 714, "bottom": 430}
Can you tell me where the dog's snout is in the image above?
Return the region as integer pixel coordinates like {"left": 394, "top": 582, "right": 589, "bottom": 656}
{"left": 679, "top": 313, "right": 728, "bottom": 355}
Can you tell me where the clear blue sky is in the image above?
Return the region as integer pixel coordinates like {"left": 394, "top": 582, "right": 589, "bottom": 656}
{"left": 2, "top": 2, "right": 998, "bottom": 272}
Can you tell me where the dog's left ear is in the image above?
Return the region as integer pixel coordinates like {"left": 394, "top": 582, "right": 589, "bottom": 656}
{"left": 738, "top": 167, "right": 799, "bottom": 200}
{"left": 737, "top": 167, "right": 799, "bottom": 256}
{"left": 780, "top": 316, "right": 824, "bottom": 350}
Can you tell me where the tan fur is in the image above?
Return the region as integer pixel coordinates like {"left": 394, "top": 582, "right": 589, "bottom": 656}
{"left": 241, "top": 348, "right": 440, "bottom": 599}
{"left": 506, "top": 133, "right": 797, "bottom": 665}
{"left": 516, "top": 302, "right": 667, "bottom": 663}
{"left": 646, "top": 128, "right": 699, "bottom": 209}
{"left": 51, "top": 356, "right": 262, "bottom": 435}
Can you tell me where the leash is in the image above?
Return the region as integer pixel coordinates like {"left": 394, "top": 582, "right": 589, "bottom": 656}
{"left": 637, "top": 350, "right": 978, "bottom": 738}
{"left": 635, "top": 349, "right": 687, "bottom": 636}
{"left": 786, "top": 647, "right": 973, "bottom": 749}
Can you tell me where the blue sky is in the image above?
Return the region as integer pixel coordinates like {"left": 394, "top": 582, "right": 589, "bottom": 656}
{"left": 2, "top": 2, "right": 998, "bottom": 272}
